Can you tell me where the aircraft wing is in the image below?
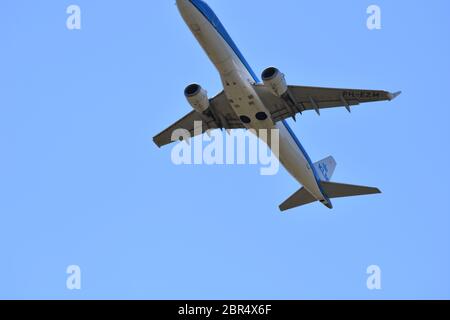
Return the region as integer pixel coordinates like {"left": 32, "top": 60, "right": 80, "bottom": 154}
{"left": 153, "top": 91, "right": 244, "bottom": 148}
{"left": 253, "top": 84, "right": 401, "bottom": 122}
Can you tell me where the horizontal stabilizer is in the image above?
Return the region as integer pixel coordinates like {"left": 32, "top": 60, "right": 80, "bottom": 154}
{"left": 279, "top": 181, "right": 381, "bottom": 212}
{"left": 279, "top": 187, "right": 316, "bottom": 212}
{"left": 320, "top": 181, "right": 381, "bottom": 198}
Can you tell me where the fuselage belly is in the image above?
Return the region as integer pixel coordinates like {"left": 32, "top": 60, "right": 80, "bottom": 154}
{"left": 177, "top": 0, "right": 330, "bottom": 205}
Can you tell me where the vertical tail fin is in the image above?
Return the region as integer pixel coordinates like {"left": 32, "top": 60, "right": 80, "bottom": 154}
{"left": 314, "top": 156, "right": 337, "bottom": 181}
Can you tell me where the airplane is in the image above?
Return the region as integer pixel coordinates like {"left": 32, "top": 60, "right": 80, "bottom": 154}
{"left": 154, "top": 0, "right": 401, "bottom": 211}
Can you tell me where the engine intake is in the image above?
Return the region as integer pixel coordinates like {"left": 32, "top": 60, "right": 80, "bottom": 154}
{"left": 184, "top": 84, "right": 210, "bottom": 113}
{"left": 262, "top": 67, "right": 288, "bottom": 97}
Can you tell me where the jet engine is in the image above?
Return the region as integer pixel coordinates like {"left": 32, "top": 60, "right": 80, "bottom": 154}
{"left": 261, "top": 67, "right": 288, "bottom": 97}
{"left": 184, "top": 84, "right": 210, "bottom": 113}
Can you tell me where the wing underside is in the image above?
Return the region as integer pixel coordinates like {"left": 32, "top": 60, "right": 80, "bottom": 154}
{"left": 154, "top": 84, "right": 400, "bottom": 147}
{"left": 254, "top": 84, "right": 400, "bottom": 122}
{"left": 153, "top": 91, "right": 243, "bottom": 148}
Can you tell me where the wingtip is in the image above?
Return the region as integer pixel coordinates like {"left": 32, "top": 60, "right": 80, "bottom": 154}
{"left": 153, "top": 137, "right": 165, "bottom": 148}
{"left": 152, "top": 137, "right": 160, "bottom": 148}
{"left": 388, "top": 91, "right": 402, "bottom": 101}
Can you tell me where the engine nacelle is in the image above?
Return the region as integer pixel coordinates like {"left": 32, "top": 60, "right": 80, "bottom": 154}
{"left": 184, "top": 84, "right": 210, "bottom": 113}
{"left": 261, "top": 67, "right": 288, "bottom": 97}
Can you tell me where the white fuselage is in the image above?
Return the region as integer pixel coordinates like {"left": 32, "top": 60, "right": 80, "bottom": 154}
{"left": 176, "top": 0, "right": 330, "bottom": 206}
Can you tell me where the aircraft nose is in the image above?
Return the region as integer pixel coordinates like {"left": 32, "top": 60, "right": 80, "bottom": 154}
{"left": 176, "top": 0, "right": 191, "bottom": 13}
{"left": 176, "top": 0, "right": 189, "bottom": 8}
{"left": 176, "top": 0, "right": 195, "bottom": 20}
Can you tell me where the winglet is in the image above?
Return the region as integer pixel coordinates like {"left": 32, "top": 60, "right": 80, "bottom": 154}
{"left": 388, "top": 91, "right": 402, "bottom": 101}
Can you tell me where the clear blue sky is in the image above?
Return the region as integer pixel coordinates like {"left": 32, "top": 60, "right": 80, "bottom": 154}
{"left": 1, "top": 0, "right": 449, "bottom": 299}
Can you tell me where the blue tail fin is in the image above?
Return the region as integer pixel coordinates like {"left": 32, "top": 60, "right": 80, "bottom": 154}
{"left": 314, "top": 156, "right": 337, "bottom": 181}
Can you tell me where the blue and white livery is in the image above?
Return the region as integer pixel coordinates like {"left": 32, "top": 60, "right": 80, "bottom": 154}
{"left": 154, "top": 0, "right": 401, "bottom": 211}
